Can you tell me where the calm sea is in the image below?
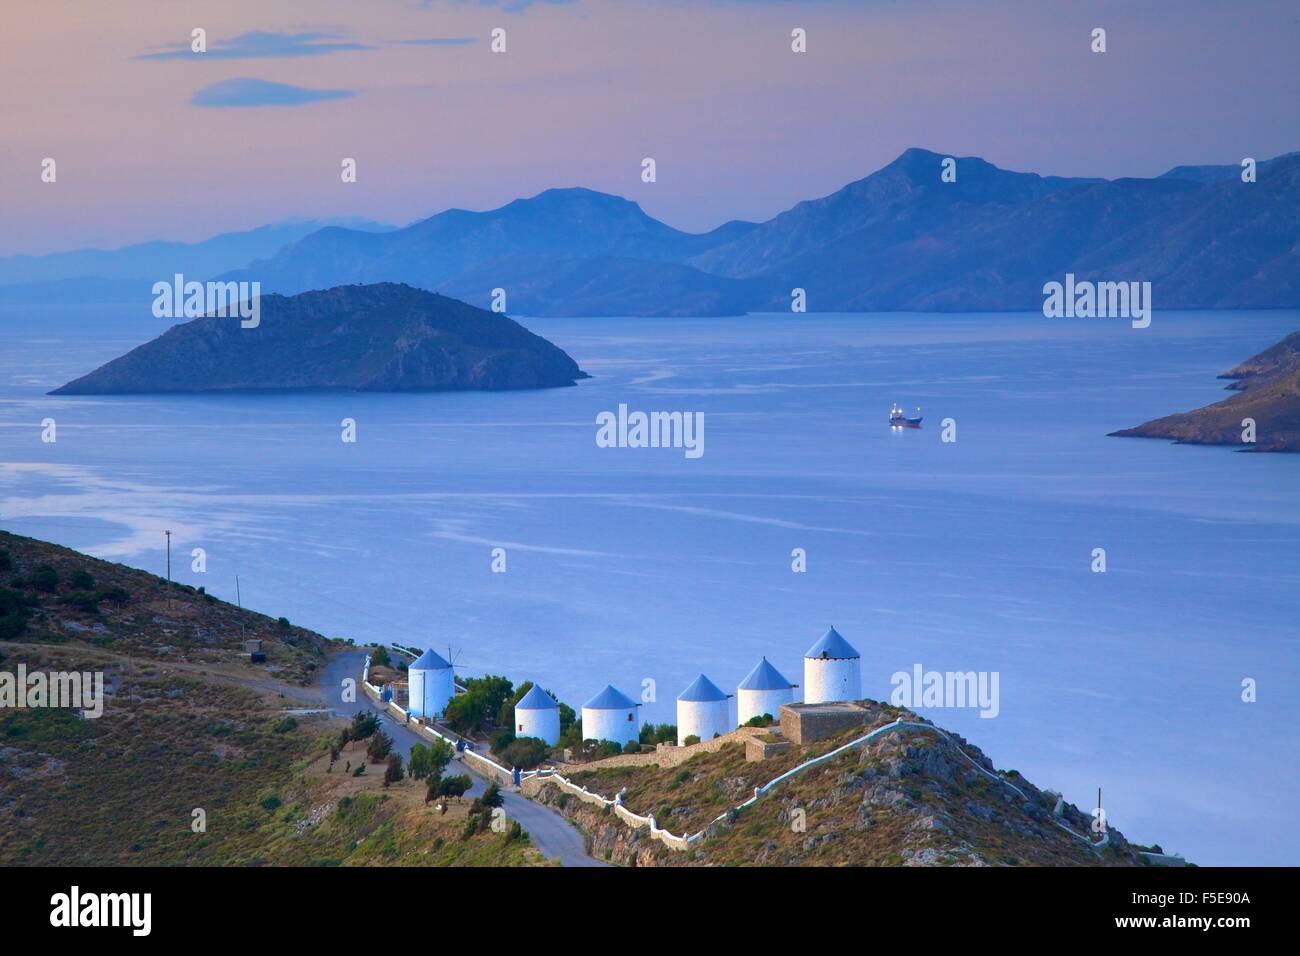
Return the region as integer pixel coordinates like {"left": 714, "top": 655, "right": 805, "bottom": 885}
{"left": 2, "top": 304, "right": 1297, "bottom": 865}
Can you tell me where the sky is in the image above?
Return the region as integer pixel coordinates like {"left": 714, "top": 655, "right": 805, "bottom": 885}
{"left": 1, "top": 0, "right": 1297, "bottom": 256}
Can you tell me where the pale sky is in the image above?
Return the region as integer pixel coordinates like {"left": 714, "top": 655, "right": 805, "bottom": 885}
{"left": 1, "top": 0, "right": 1297, "bottom": 255}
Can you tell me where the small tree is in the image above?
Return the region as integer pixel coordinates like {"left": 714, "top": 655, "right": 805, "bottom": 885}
{"left": 366, "top": 729, "right": 393, "bottom": 763}
{"left": 349, "top": 712, "right": 379, "bottom": 741}
{"left": 383, "top": 753, "right": 404, "bottom": 787}
{"left": 429, "top": 774, "right": 471, "bottom": 803}
{"left": 473, "top": 782, "right": 504, "bottom": 813}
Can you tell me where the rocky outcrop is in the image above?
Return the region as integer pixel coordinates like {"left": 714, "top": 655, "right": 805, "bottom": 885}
{"left": 1111, "top": 329, "right": 1300, "bottom": 452}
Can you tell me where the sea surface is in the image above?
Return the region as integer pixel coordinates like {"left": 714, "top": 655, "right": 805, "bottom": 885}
{"left": 2, "top": 304, "right": 1297, "bottom": 865}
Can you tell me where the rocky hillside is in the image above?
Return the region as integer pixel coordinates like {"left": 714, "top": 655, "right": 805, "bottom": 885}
{"left": 1111, "top": 329, "right": 1300, "bottom": 452}
{"left": 0, "top": 529, "right": 330, "bottom": 682}
{"left": 534, "top": 701, "right": 1158, "bottom": 867}
{"left": 50, "top": 283, "right": 588, "bottom": 394}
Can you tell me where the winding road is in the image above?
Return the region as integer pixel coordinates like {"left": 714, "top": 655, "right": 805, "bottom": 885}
{"left": 317, "top": 650, "right": 606, "bottom": 867}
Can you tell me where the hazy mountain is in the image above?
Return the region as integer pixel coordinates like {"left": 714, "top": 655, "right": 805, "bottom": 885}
{"left": 0, "top": 217, "right": 396, "bottom": 287}
{"left": 222, "top": 188, "right": 758, "bottom": 296}
{"left": 689, "top": 147, "right": 1102, "bottom": 280}
{"left": 50, "top": 283, "right": 587, "bottom": 394}
{"left": 1155, "top": 154, "right": 1298, "bottom": 183}
{"left": 13, "top": 150, "right": 1300, "bottom": 316}
{"left": 698, "top": 148, "right": 1300, "bottom": 312}
{"left": 435, "top": 253, "right": 764, "bottom": 316}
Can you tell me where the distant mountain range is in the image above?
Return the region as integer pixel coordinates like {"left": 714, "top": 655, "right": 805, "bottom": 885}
{"left": 0, "top": 217, "right": 395, "bottom": 303}
{"left": 218, "top": 147, "right": 1300, "bottom": 315}
{"left": 9, "top": 148, "right": 1299, "bottom": 315}
{"left": 1112, "top": 329, "right": 1300, "bottom": 452}
{"left": 50, "top": 283, "right": 587, "bottom": 395}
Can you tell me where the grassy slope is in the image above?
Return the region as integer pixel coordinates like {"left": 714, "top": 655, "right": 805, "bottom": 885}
{"left": 0, "top": 530, "right": 541, "bottom": 866}
{"left": 0, "top": 529, "right": 331, "bottom": 684}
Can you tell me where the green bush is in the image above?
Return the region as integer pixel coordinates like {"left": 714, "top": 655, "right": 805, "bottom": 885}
{"left": 428, "top": 774, "right": 471, "bottom": 803}
{"left": 348, "top": 712, "right": 379, "bottom": 741}
{"left": 683, "top": 734, "right": 700, "bottom": 746}
{"left": 95, "top": 585, "right": 130, "bottom": 605}
{"left": 260, "top": 795, "right": 282, "bottom": 812}
{"left": 383, "top": 754, "right": 404, "bottom": 788}
{"left": 0, "top": 549, "right": 11, "bottom": 572}
{"left": 366, "top": 730, "right": 393, "bottom": 763}
{"left": 443, "top": 674, "right": 514, "bottom": 736}
{"left": 25, "top": 566, "right": 58, "bottom": 593}
{"left": 0, "top": 588, "right": 32, "bottom": 639}
{"left": 476, "top": 783, "right": 504, "bottom": 810}
{"left": 369, "top": 645, "right": 391, "bottom": 668}
{"left": 743, "top": 713, "right": 774, "bottom": 728}
{"left": 497, "top": 736, "right": 548, "bottom": 770}
{"left": 69, "top": 570, "right": 95, "bottom": 589}
{"left": 408, "top": 740, "right": 453, "bottom": 781}
{"left": 639, "top": 722, "right": 677, "bottom": 745}
{"left": 273, "top": 717, "right": 298, "bottom": 734}
{"left": 62, "top": 591, "right": 99, "bottom": 614}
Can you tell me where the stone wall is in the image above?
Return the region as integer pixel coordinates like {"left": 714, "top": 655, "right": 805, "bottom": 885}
{"left": 745, "top": 734, "right": 792, "bottom": 762}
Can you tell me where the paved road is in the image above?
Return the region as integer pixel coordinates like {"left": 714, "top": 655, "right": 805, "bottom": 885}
{"left": 317, "top": 650, "right": 606, "bottom": 867}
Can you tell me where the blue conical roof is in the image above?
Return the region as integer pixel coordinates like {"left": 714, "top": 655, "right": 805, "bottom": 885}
{"left": 516, "top": 684, "right": 559, "bottom": 710}
{"left": 738, "top": 657, "right": 794, "bottom": 691}
{"left": 410, "top": 647, "right": 451, "bottom": 671}
{"left": 583, "top": 684, "right": 638, "bottom": 710}
{"left": 804, "top": 626, "right": 859, "bottom": 660}
{"left": 678, "top": 674, "right": 729, "bottom": 702}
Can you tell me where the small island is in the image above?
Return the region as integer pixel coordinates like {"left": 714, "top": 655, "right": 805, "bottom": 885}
{"left": 50, "top": 283, "right": 588, "bottom": 395}
{"left": 1111, "top": 329, "right": 1300, "bottom": 453}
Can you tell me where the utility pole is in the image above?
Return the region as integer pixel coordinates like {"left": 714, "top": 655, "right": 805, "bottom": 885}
{"left": 164, "top": 530, "right": 172, "bottom": 609}
{"left": 235, "top": 574, "right": 244, "bottom": 639}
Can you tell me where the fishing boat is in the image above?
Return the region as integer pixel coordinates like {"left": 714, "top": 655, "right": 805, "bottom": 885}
{"left": 889, "top": 402, "right": 923, "bottom": 428}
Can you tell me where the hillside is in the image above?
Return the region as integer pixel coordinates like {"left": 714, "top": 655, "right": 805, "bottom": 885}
{"left": 49, "top": 283, "right": 588, "bottom": 395}
{"left": 0, "top": 529, "right": 330, "bottom": 681}
{"left": 0, "top": 530, "right": 543, "bottom": 866}
{"left": 1111, "top": 329, "right": 1300, "bottom": 452}
{"left": 532, "top": 701, "right": 1158, "bottom": 867}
